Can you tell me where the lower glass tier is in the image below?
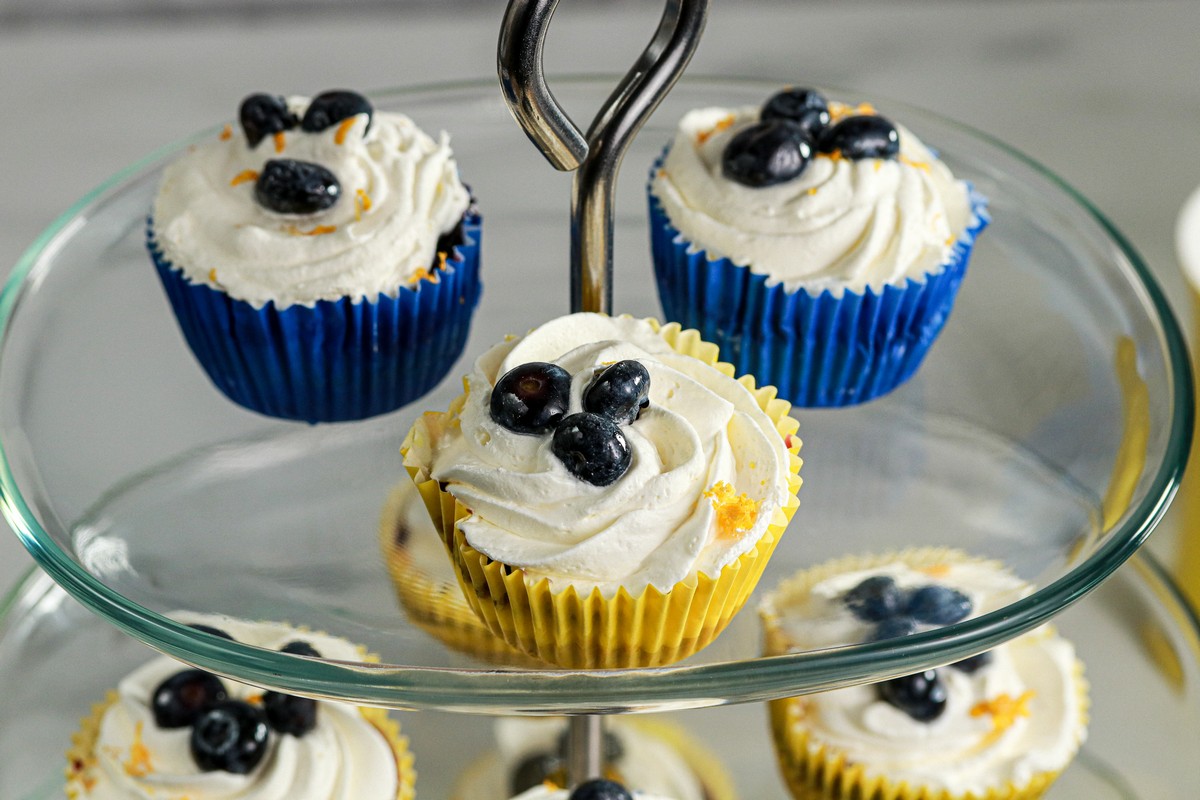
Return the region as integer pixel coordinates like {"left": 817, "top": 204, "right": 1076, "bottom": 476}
{"left": 4, "top": 553, "right": 1197, "bottom": 798}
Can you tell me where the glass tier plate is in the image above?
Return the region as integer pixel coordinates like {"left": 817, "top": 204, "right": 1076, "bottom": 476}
{"left": 0, "top": 78, "right": 1190, "bottom": 712}
{"left": 4, "top": 553, "right": 1198, "bottom": 797}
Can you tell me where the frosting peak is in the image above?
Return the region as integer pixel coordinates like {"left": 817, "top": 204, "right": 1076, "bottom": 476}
{"left": 411, "top": 314, "right": 793, "bottom": 596}
{"left": 67, "top": 617, "right": 403, "bottom": 800}
{"left": 651, "top": 104, "right": 972, "bottom": 295}
{"left": 153, "top": 95, "right": 470, "bottom": 308}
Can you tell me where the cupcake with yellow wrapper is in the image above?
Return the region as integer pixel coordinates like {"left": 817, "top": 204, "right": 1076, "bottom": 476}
{"left": 379, "top": 478, "right": 539, "bottom": 666}
{"left": 452, "top": 716, "right": 737, "bottom": 800}
{"left": 759, "top": 549, "right": 1088, "bottom": 800}
{"left": 402, "top": 312, "right": 803, "bottom": 669}
{"left": 65, "top": 617, "right": 415, "bottom": 800}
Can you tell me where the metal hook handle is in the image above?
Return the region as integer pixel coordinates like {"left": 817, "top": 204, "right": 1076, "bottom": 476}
{"left": 498, "top": 0, "right": 709, "bottom": 314}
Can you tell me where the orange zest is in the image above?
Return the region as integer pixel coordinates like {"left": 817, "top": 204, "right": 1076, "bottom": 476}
{"left": 971, "top": 690, "right": 1036, "bottom": 737}
{"left": 354, "top": 188, "right": 373, "bottom": 221}
{"left": 704, "top": 481, "right": 761, "bottom": 538}
{"left": 695, "top": 114, "right": 736, "bottom": 145}
{"left": 409, "top": 266, "right": 440, "bottom": 285}
{"left": 285, "top": 224, "right": 337, "bottom": 237}
{"left": 334, "top": 117, "right": 357, "bottom": 145}
{"left": 273, "top": 130, "right": 286, "bottom": 153}
{"left": 829, "top": 101, "right": 877, "bottom": 122}
{"left": 123, "top": 721, "right": 153, "bottom": 778}
{"left": 229, "top": 169, "right": 259, "bottom": 187}
{"left": 219, "top": 124, "right": 233, "bottom": 141}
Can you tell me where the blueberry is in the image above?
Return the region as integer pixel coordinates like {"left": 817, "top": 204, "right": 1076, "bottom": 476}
{"left": 905, "top": 585, "right": 972, "bottom": 625}
{"left": 950, "top": 651, "right": 993, "bottom": 674}
{"left": 151, "top": 669, "right": 228, "bottom": 729}
{"left": 254, "top": 159, "right": 341, "bottom": 215}
{"left": 279, "top": 640, "right": 322, "bottom": 658}
{"left": 569, "top": 779, "right": 634, "bottom": 800}
{"left": 876, "top": 670, "right": 947, "bottom": 722}
{"left": 843, "top": 576, "right": 904, "bottom": 622}
{"left": 869, "top": 616, "right": 917, "bottom": 642}
{"left": 511, "top": 752, "right": 562, "bottom": 795}
{"left": 188, "top": 623, "right": 235, "bottom": 641}
{"left": 552, "top": 413, "right": 632, "bottom": 487}
{"left": 239, "top": 93, "right": 298, "bottom": 149}
{"left": 490, "top": 362, "right": 572, "bottom": 435}
{"left": 583, "top": 360, "right": 651, "bottom": 425}
{"left": 722, "top": 120, "right": 813, "bottom": 188}
{"left": 190, "top": 700, "right": 271, "bottom": 774}
{"left": 760, "top": 87, "right": 830, "bottom": 140}
{"left": 818, "top": 114, "right": 900, "bottom": 160}
{"left": 301, "top": 90, "right": 374, "bottom": 135}
{"left": 263, "top": 691, "right": 318, "bottom": 737}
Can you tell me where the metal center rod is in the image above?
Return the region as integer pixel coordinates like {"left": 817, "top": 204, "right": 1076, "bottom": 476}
{"left": 497, "top": 0, "right": 709, "bottom": 315}
{"left": 566, "top": 713, "right": 605, "bottom": 786}
{"left": 570, "top": 0, "right": 708, "bottom": 314}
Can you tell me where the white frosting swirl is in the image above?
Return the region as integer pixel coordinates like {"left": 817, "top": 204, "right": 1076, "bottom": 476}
{"left": 454, "top": 718, "right": 708, "bottom": 800}
{"left": 71, "top": 617, "right": 400, "bottom": 800}
{"left": 510, "top": 789, "right": 673, "bottom": 800}
{"left": 413, "top": 314, "right": 792, "bottom": 596}
{"left": 153, "top": 95, "right": 470, "bottom": 308}
{"left": 764, "top": 560, "right": 1085, "bottom": 795}
{"left": 651, "top": 103, "right": 972, "bottom": 295}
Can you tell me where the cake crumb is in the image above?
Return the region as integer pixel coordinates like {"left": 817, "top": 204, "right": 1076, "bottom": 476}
{"left": 219, "top": 124, "right": 233, "bottom": 141}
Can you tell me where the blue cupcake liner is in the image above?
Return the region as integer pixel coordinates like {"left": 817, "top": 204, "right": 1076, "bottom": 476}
{"left": 649, "top": 163, "right": 988, "bottom": 407}
{"left": 148, "top": 212, "right": 482, "bottom": 423}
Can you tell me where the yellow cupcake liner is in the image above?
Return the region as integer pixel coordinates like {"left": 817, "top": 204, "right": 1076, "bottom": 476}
{"left": 378, "top": 482, "right": 543, "bottom": 668}
{"left": 402, "top": 317, "right": 803, "bottom": 669}
{"left": 449, "top": 716, "right": 740, "bottom": 800}
{"left": 768, "top": 658, "right": 1088, "bottom": 800}
{"left": 67, "top": 688, "right": 415, "bottom": 800}
{"left": 760, "top": 550, "right": 1090, "bottom": 800}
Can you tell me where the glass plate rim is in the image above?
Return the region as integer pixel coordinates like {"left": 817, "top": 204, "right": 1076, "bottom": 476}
{"left": 0, "top": 76, "right": 1192, "bottom": 712}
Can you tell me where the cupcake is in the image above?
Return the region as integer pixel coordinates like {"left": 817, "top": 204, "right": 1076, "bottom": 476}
{"left": 65, "top": 618, "right": 415, "bottom": 799}
{"left": 378, "top": 478, "right": 538, "bottom": 666}
{"left": 759, "top": 550, "right": 1088, "bottom": 800}
{"left": 649, "top": 87, "right": 988, "bottom": 407}
{"left": 511, "top": 779, "right": 675, "bottom": 800}
{"left": 452, "top": 717, "right": 737, "bottom": 800}
{"left": 149, "top": 89, "right": 482, "bottom": 423}
{"left": 402, "top": 313, "right": 803, "bottom": 668}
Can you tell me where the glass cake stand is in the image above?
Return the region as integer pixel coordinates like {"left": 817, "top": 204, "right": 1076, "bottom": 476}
{"left": 4, "top": 552, "right": 1198, "bottom": 798}
{"left": 0, "top": 78, "right": 1191, "bottom": 714}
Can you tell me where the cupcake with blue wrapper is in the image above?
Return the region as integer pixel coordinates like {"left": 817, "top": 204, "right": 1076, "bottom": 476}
{"left": 148, "top": 89, "right": 482, "bottom": 423}
{"left": 649, "top": 87, "right": 987, "bottom": 407}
